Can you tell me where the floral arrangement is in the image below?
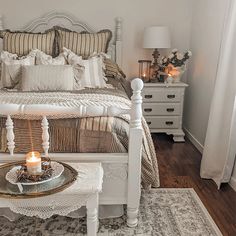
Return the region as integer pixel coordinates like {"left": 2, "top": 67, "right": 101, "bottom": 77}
{"left": 160, "top": 49, "right": 192, "bottom": 67}
{"left": 158, "top": 49, "right": 192, "bottom": 82}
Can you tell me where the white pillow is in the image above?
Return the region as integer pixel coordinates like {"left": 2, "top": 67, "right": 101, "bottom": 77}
{"left": 62, "top": 48, "right": 107, "bottom": 89}
{"left": 32, "top": 49, "right": 67, "bottom": 65}
{"left": 0, "top": 51, "right": 35, "bottom": 89}
{"left": 21, "top": 65, "right": 74, "bottom": 91}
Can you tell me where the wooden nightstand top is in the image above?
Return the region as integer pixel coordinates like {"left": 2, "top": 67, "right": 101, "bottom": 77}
{"left": 143, "top": 82, "right": 188, "bottom": 88}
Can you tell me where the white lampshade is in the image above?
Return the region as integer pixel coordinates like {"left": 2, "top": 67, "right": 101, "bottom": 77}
{"left": 143, "top": 26, "right": 171, "bottom": 49}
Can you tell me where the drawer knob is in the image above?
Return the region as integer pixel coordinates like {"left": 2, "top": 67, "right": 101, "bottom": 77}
{"left": 145, "top": 95, "right": 153, "bottom": 99}
{"left": 166, "top": 108, "right": 174, "bottom": 112}
{"left": 165, "top": 121, "right": 173, "bottom": 126}
{"left": 167, "top": 94, "right": 175, "bottom": 99}
{"left": 144, "top": 108, "right": 152, "bottom": 113}
{"left": 147, "top": 121, "right": 152, "bottom": 125}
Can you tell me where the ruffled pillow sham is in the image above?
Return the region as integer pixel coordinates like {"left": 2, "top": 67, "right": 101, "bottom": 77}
{"left": 55, "top": 26, "right": 112, "bottom": 58}
{"left": 0, "top": 29, "right": 56, "bottom": 57}
{"left": 0, "top": 51, "right": 36, "bottom": 89}
{"left": 32, "top": 49, "right": 67, "bottom": 65}
{"left": 62, "top": 48, "right": 108, "bottom": 89}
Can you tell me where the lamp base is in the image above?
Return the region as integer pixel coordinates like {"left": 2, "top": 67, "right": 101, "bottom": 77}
{"left": 150, "top": 48, "right": 160, "bottom": 81}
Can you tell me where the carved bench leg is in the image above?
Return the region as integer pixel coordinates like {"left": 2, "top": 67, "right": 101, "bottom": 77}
{"left": 86, "top": 193, "right": 99, "bottom": 236}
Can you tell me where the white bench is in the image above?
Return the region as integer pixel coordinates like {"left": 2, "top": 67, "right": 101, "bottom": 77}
{"left": 0, "top": 162, "right": 103, "bottom": 236}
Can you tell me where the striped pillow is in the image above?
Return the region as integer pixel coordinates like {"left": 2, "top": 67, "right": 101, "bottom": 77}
{"left": 55, "top": 26, "right": 112, "bottom": 58}
{"left": 0, "top": 29, "right": 56, "bottom": 57}
{"left": 104, "top": 58, "right": 126, "bottom": 79}
{"left": 79, "top": 56, "right": 107, "bottom": 88}
{"left": 63, "top": 48, "right": 107, "bottom": 89}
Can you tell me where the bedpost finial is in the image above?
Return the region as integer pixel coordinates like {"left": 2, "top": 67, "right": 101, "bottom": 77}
{"left": 131, "top": 78, "right": 143, "bottom": 91}
{"left": 115, "top": 17, "right": 122, "bottom": 24}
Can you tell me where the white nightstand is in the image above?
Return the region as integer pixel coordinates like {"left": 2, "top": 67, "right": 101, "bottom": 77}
{"left": 142, "top": 82, "right": 188, "bottom": 142}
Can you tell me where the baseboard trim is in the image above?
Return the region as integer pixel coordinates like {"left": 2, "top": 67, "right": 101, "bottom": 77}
{"left": 183, "top": 127, "right": 204, "bottom": 154}
{"left": 229, "top": 176, "right": 236, "bottom": 191}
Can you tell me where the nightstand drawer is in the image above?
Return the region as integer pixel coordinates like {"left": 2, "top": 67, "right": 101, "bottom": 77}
{"left": 145, "top": 116, "right": 180, "bottom": 129}
{"left": 143, "top": 88, "right": 181, "bottom": 102}
{"left": 143, "top": 103, "right": 181, "bottom": 116}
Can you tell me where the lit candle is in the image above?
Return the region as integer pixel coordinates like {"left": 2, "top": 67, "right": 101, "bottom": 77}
{"left": 166, "top": 73, "right": 173, "bottom": 83}
{"left": 26, "top": 151, "right": 42, "bottom": 175}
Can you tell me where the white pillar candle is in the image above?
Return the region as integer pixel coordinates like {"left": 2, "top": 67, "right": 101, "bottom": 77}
{"left": 166, "top": 74, "right": 173, "bottom": 84}
{"left": 26, "top": 151, "right": 42, "bottom": 175}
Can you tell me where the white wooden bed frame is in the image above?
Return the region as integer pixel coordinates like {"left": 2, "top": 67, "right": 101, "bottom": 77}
{"left": 0, "top": 12, "right": 144, "bottom": 227}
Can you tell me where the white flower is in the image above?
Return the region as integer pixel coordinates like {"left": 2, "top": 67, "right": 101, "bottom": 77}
{"left": 187, "top": 51, "right": 192, "bottom": 57}
{"left": 168, "top": 53, "right": 174, "bottom": 59}
{"left": 177, "top": 52, "right": 184, "bottom": 60}
{"left": 163, "top": 58, "right": 167, "bottom": 63}
{"left": 172, "top": 49, "right": 178, "bottom": 53}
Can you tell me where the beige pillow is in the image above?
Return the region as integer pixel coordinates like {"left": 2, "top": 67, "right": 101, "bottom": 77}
{"left": 0, "top": 29, "right": 56, "bottom": 57}
{"left": 21, "top": 65, "right": 74, "bottom": 91}
{"left": 32, "top": 49, "right": 67, "bottom": 65}
{"left": 55, "top": 26, "right": 112, "bottom": 58}
{"left": 63, "top": 48, "right": 108, "bottom": 89}
{"left": 0, "top": 51, "right": 35, "bottom": 89}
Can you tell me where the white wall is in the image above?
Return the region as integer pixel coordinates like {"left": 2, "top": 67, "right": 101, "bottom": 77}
{"left": 0, "top": 0, "right": 193, "bottom": 78}
{"left": 183, "top": 0, "right": 229, "bottom": 150}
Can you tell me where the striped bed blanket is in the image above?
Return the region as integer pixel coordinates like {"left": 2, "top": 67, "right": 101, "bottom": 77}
{"left": 0, "top": 87, "right": 160, "bottom": 187}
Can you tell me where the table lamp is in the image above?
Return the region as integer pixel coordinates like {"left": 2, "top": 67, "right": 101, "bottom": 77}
{"left": 143, "top": 26, "right": 171, "bottom": 81}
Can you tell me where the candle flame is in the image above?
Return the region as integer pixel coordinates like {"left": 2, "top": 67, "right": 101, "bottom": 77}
{"left": 26, "top": 151, "right": 41, "bottom": 162}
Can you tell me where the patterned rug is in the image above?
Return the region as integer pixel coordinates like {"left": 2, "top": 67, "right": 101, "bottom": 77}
{"left": 0, "top": 188, "right": 222, "bottom": 236}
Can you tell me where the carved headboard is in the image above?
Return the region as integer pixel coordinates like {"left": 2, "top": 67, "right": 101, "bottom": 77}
{"left": 0, "top": 11, "right": 123, "bottom": 67}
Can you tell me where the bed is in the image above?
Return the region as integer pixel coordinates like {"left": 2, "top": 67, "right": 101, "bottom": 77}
{"left": 0, "top": 12, "right": 159, "bottom": 227}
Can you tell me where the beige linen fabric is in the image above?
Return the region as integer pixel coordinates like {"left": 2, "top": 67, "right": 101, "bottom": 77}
{"left": 0, "top": 30, "right": 56, "bottom": 57}
{"left": 0, "top": 51, "right": 35, "bottom": 89}
{"left": 33, "top": 49, "right": 67, "bottom": 65}
{"left": 63, "top": 48, "right": 108, "bottom": 89}
{"left": 55, "top": 27, "right": 112, "bottom": 58}
{"left": 21, "top": 65, "right": 74, "bottom": 91}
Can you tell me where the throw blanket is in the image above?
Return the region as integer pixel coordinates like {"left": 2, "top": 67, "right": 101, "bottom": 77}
{"left": 0, "top": 88, "right": 159, "bottom": 187}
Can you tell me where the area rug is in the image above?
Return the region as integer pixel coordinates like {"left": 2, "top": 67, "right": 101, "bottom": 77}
{"left": 0, "top": 188, "right": 222, "bottom": 236}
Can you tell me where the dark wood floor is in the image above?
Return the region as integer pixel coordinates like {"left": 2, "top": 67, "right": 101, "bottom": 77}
{"left": 152, "top": 134, "right": 236, "bottom": 236}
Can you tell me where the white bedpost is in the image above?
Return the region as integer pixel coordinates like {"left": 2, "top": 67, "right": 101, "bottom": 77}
{"left": 115, "top": 17, "right": 122, "bottom": 68}
{"left": 41, "top": 116, "right": 49, "bottom": 157}
{"left": 127, "top": 78, "right": 143, "bottom": 227}
{"left": 6, "top": 115, "right": 15, "bottom": 155}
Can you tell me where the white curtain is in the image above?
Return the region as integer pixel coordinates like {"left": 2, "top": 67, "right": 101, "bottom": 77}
{"left": 200, "top": 0, "right": 236, "bottom": 188}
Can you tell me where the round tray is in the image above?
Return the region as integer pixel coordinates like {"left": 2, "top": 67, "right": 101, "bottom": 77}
{"left": 6, "top": 162, "right": 64, "bottom": 186}
{"left": 0, "top": 161, "right": 78, "bottom": 199}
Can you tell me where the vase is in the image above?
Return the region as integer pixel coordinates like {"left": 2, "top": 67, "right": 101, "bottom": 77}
{"left": 172, "top": 65, "right": 186, "bottom": 83}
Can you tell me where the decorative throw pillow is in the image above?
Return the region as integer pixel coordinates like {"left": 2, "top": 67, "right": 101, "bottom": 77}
{"left": 104, "top": 58, "right": 126, "bottom": 79}
{"left": 32, "top": 49, "right": 67, "bottom": 65}
{"left": 55, "top": 26, "right": 112, "bottom": 58}
{"left": 89, "top": 52, "right": 126, "bottom": 79}
{"left": 62, "top": 48, "right": 107, "bottom": 89}
{"left": 0, "top": 29, "right": 56, "bottom": 57}
{"left": 0, "top": 51, "right": 36, "bottom": 89}
{"left": 21, "top": 65, "right": 74, "bottom": 91}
